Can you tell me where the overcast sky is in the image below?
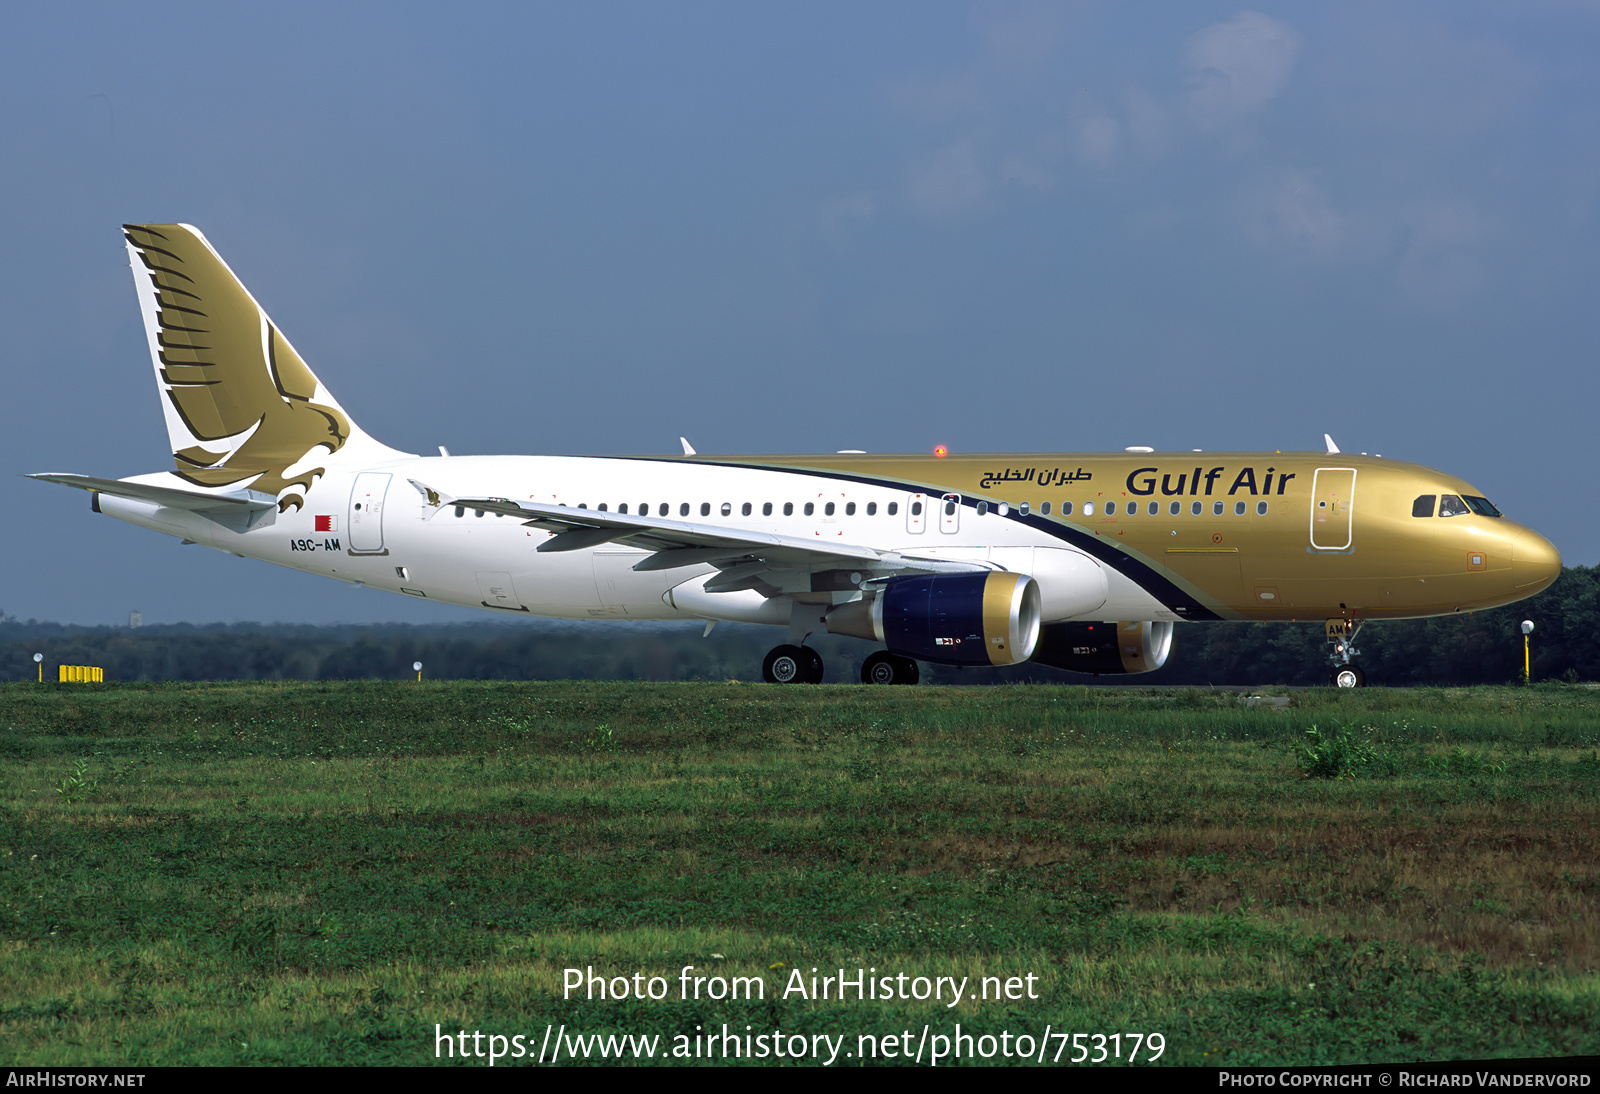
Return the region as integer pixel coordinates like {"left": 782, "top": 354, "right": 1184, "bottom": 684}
{"left": 4, "top": 2, "right": 1597, "bottom": 626}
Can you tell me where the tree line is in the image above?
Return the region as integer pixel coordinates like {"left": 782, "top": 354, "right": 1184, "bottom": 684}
{"left": 4, "top": 566, "right": 1595, "bottom": 686}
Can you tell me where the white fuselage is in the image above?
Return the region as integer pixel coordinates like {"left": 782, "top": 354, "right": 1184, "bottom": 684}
{"left": 96, "top": 454, "right": 1162, "bottom": 625}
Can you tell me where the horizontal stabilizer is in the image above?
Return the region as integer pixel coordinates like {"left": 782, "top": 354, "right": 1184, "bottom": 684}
{"left": 28, "top": 473, "right": 276, "bottom": 513}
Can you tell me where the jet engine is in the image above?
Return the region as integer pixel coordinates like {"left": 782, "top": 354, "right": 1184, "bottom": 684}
{"left": 825, "top": 571, "right": 1041, "bottom": 666}
{"left": 1029, "top": 620, "right": 1173, "bottom": 675}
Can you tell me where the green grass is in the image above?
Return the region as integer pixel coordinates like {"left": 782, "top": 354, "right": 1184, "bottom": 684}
{"left": 2, "top": 681, "right": 1597, "bottom": 1065}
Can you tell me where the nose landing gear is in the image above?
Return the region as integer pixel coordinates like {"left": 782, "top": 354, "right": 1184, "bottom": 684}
{"left": 1325, "top": 618, "right": 1366, "bottom": 687}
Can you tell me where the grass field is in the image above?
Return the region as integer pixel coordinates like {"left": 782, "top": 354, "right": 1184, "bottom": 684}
{"left": 2, "top": 680, "right": 1598, "bottom": 1066}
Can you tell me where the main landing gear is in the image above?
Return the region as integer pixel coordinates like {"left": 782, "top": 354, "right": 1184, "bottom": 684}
{"left": 860, "top": 650, "right": 920, "bottom": 686}
{"left": 1325, "top": 618, "right": 1366, "bottom": 688}
{"left": 762, "top": 644, "right": 824, "bottom": 684}
{"left": 760, "top": 645, "right": 921, "bottom": 685}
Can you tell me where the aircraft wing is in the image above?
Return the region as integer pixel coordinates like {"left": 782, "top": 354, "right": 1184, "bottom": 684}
{"left": 409, "top": 479, "right": 989, "bottom": 578}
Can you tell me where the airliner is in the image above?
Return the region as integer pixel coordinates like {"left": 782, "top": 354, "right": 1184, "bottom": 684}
{"left": 30, "top": 224, "right": 1563, "bottom": 686}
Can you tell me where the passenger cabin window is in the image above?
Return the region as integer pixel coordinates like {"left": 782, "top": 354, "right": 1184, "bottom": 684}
{"left": 1040, "top": 502, "right": 1051, "bottom": 515}
{"left": 910, "top": 502, "right": 922, "bottom": 516}
{"left": 845, "top": 502, "right": 856, "bottom": 516}
{"left": 824, "top": 502, "right": 835, "bottom": 516}
{"left": 1256, "top": 501, "right": 1268, "bottom": 516}
{"left": 976, "top": 501, "right": 988, "bottom": 516}
{"left": 1213, "top": 501, "right": 1224, "bottom": 516}
{"left": 659, "top": 503, "right": 669, "bottom": 517}
{"left": 866, "top": 502, "right": 877, "bottom": 516}
{"left": 804, "top": 502, "right": 814, "bottom": 516}
{"left": 1191, "top": 501, "right": 1202, "bottom": 516}
{"left": 1413, "top": 495, "right": 1436, "bottom": 518}
{"left": 741, "top": 502, "right": 751, "bottom": 516}
{"left": 783, "top": 502, "right": 793, "bottom": 516}
{"left": 720, "top": 502, "right": 731, "bottom": 516}
{"left": 680, "top": 503, "right": 690, "bottom": 517}
{"left": 1234, "top": 501, "right": 1246, "bottom": 516}
{"left": 1019, "top": 502, "right": 1030, "bottom": 516}
{"left": 762, "top": 502, "right": 772, "bottom": 516}
{"left": 1439, "top": 494, "right": 1469, "bottom": 518}
{"left": 1169, "top": 502, "right": 1180, "bottom": 516}
{"left": 1061, "top": 501, "right": 1073, "bottom": 515}
{"left": 887, "top": 502, "right": 898, "bottom": 516}
{"left": 1148, "top": 501, "right": 1159, "bottom": 515}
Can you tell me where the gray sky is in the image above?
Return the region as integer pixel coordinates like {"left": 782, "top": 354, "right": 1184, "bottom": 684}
{"left": 4, "top": 2, "right": 1597, "bottom": 625}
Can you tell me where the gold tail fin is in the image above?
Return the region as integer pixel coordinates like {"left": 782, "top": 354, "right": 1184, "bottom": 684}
{"left": 123, "top": 224, "right": 386, "bottom": 511}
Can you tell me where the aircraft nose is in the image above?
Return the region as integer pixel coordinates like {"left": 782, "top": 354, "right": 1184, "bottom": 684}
{"left": 1511, "top": 529, "right": 1562, "bottom": 594}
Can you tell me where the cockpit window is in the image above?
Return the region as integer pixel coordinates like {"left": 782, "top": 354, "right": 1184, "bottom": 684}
{"left": 1438, "top": 494, "right": 1470, "bottom": 517}
{"left": 1412, "top": 495, "right": 1436, "bottom": 518}
{"left": 1463, "top": 495, "right": 1502, "bottom": 518}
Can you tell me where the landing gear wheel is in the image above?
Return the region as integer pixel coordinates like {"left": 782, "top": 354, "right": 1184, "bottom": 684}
{"left": 764, "top": 645, "right": 823, "bottom": 684}
{"left": 763, "top": 645, "right": 806, "bottom": 684}
{"left": 861, "top": 652, "right": 919, "bottom": 685}
{"left": 862, "top": 651, "right": 898, "bottom": 685}
{"left": 1331, "top": 664, "right": 1366, "bottom": 688}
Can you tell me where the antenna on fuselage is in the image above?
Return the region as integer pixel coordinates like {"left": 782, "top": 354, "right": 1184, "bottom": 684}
{"left": 680, "top": 437, "right": 697, "bottom": 456}
{"left": 1324, "top": 434, "right": 1341, "bottom": 454}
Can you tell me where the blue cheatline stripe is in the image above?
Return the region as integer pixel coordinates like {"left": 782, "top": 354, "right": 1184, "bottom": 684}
{"left": 608, "top": 455, "right": 1224, "bottom": 622}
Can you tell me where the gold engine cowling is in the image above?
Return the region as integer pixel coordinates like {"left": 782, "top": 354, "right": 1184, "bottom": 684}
{"left": 1029, "top": 621, "right": 1174, "bottom": 675}
{"left": 825, "top": 572, "right": 1042, "bottom": 666}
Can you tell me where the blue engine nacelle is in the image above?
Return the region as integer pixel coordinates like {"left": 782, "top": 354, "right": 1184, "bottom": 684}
{"left": 1029, "top": 621, "right": 1174, "bottom": 674}
{"left": 825, "top": 572, "right": 1042, "bottom": 666}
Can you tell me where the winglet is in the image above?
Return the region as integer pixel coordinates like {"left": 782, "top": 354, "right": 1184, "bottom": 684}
{"left": 680, "top": 437, "right": 696, "bottom": 456}
{"left": 1323, "top": 433, "right": 1341, "bottom": 454}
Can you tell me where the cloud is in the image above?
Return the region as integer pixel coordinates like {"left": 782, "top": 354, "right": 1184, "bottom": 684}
{"left": 910, "top": 141, "right": 987, "bottom": 215}
{"left": 1123, "top": 88, "right": 1172, "bottom": 160}
{"left": 1000, "top": 154, "right": 1056, "bottom": 190}
{"left": 1249, "top": 170, "right": 1372, "bottom": 261}
{"left": 1075, "top": 116, "right": 1120, "bottom": 167}
{"left": 888, "top": 74, "right": 986, "bottom": 125}
{"left": 1395, "top": 202, "right": 1492, "bottom": 309}
{"left": 1183, "top": 11, "right": 1302, "bottom": 130}
{"left": 819, "top": 191, "right": 878, "bottom": 243}
{"left": 981, "top": 0, "right": 1070, "bottom": 72}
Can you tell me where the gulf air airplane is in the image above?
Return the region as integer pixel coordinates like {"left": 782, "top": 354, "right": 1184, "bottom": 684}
{"left": 31, "top": 224, "right": 1563, "bottom": 686}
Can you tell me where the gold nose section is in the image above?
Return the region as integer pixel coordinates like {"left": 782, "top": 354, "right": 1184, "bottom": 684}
{"left": 1511, "top": 530, "right": 1562, "bottom": 593}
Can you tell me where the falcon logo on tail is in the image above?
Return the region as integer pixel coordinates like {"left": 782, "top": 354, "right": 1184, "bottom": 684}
{"left": 123, "top": 223, "right": 356, "bottom": 512}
